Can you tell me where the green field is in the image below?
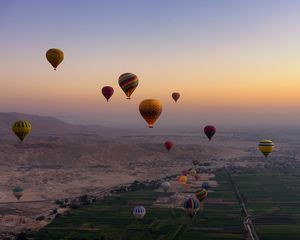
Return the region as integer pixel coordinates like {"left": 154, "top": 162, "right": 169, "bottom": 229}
{"left": 232, "top": 168, "right": 300, "bottom": 240}
{"left": 28, "top": 171, "right": 245, "bottom": 240}
{"left": 28, "top": 168, "right": 300, "bottom": 240}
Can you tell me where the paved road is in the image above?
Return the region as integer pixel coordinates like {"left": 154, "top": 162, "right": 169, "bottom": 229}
{"left": 227, "top": 170, "right": 260, "bottom": 240}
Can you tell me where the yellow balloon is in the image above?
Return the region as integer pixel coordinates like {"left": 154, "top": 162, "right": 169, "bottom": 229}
{"left": 258, "top": 140, "right": 274, "bottom": 157}
{"left": 12, "top": 120, "right": 31, "bottom": 142}
{"left": 46, "top": 48, "right": 64, "bottom": 70}
{"left": 190, "top": 169, "right": 197, "bottom": 177}
{"left": 139, "top": 99, "right": 162, "bottom": 128}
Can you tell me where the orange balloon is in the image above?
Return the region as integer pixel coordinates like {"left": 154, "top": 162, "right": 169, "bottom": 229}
{"left": 178, "top": 175, "right": 188, "bottom": 185}
{"left": 139, "top": 99, "right": 162, "bottom": 128}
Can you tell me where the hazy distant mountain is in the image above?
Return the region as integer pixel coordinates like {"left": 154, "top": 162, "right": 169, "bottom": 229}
{"left": 0, "top": 112, "right": 135, "bottom": 139}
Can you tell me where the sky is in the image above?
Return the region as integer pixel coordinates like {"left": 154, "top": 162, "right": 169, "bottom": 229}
{"left": 1, "top": 0, "right": 300, "bottom": 130}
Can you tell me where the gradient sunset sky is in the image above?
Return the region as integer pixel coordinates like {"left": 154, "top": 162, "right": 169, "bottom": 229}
{"left": 1, "top": 0, "right": 300, "bottom": 130}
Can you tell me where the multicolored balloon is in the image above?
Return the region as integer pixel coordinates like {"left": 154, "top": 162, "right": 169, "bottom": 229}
{"left": 258, "top": 140, "right": 274, "bottom": 157}
{"left": 12, "top": 120, "right": 31, "bottom": 142}
{"left": 101, "top": 86, "right": 114, "bottom": 102}
{"left": 195, "top": 188, "right": 208, "bottom": 202}
{"left": 161, "top": 181, "right": 170, "bottom": 192}
{"left": 204, "top": 125, "right": 216, "bottom": 141}
{"left": 118, "top": 73, "right": 139, "bottom": 99}
{"left": 172, "top": 92, "right": 180, "bottom": 102}
{"left": 183, "top": 197, "right": 200, "bottom": 218}
{"left": 12, "top": 186, "right": 24, "bottom": 200}
{"left": 133, "top": 206, "right": 146, "bottom": 220}
{"left": 46, "top": 48, "right": 64, "bottom": 70}
{"left": 164, "top": 141, "right": 173, "bottom": 151}
{"left": 139, "top": 99, "right": 162, "bottom": 128}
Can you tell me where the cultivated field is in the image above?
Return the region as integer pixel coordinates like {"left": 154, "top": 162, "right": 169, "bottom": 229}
{"left": 29, "top": 170, "right": 245, "bottom": 240}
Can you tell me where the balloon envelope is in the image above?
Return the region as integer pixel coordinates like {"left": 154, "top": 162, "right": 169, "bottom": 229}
{"left": 12, "top": 186, "right": 24, "bottom": 200}
{"left": 178, "top": 175, "right": 188, "bottom": 185}
{"left": 139, "top": 99, "right": 162, "bottom": 128}
{"left": 101, "top": 86, "right": 114, "bottom": 102}
{"left": 161, "top": 181, "right": 170, "bottom": 192}
{"left": 164, "top": 141, "right": 173, "bottom": 151}
{"left": 204, "top": 125, "right": 216, "bottom": 141}
{"left": 46, "top": 48, "right": 64, "bottom": 70}
{"left": 181, "top": 170, "right": 188, "bottom": 176}
{"left": 133, "top": 206, "right": 146, "bottom": 219}
{"left": 189, "top": 169, "right": 197, "bottom": 177}
{"left": 258, "top": 140, "right": 274, "bottom": 157}
{"left": 183, "top": 197, "right": 200, "bottom": 218}
{"left": 202, "top": 182, "right": 210, "bottom": 190}
{"left": 118, "top": 73, "right": 139, "bottom": 99}
{"left": 12, "top": 120, "right": 31, "bottom": 141}
{"left": 172, "top": 92, "right": 180, "bottom": 102}
{"left": 195, "top": 188, "right": 208, "bottom": 202}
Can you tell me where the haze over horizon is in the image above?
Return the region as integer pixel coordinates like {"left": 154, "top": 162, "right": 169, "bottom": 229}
{"left": 1, "top": 0, "right": 300, "bottom": 130}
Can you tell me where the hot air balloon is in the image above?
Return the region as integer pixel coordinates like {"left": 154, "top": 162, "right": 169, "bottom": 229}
{"left": 12, "top": 187, "right": 24, "bottom": 200}
{"left": 202, "top": 182, "right": 210, "bottom": 190}
{"left": 204, "top": 125, "right": 216, "bottom": 141}
{"left": 178, "top": 175, "right": 188, "bottom": 185}
{"left": 189, "top": 169, "right": 197, "bottom": 177}
{"left": 46, "top": 48, "right": 64, "bottom": 70}
{"left": 118, "top": 73, "right": 139, "bottom": 99}
{"left": 139, "top": 99, "right": 162, "bottom": 128}
{"left": 164, "top": 141, "right": 173, "bottom": 151}
{"left": 133, "top": 206, "right": 146, "bottom": 220}
{"left": 12, "top": 121, "right": 31, "bottom": 142}
{"left": 183, "top": 197, "right": 200, "bottom": 218}
{"left": 181, "top": 170, "right": 188, "bottom": 176}
{"left": 172, "top": 92, "right": 180, "bottom": 102}
{"left": 258, "top": 140, "right": 274, "bottom": 157}
{"left": 161, "top": 181, "right": 170, "bottom": 192}
{"left": 192, "top": 160, "right": 198, "bottom": 166}
{"left": 195, "top": 188, "right": 208, "bottom": 202}
{"left": 194, "top": 174, "right": 200, "bottom": 181}
{"left": 101, "top": 86, "right": 114, "bottom": 102}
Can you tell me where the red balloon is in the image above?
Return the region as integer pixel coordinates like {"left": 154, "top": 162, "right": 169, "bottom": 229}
{"left": 172, "top": 92, "right": 180, "bottom": 102}
{"left": 194, "top": 174, "right": 200, "bottom": 181}
{"left": 101, "top": 86, "right": 114, "bottom": 102}
{"left": 181, "top": 170, "right": 188, "bottom": 176}
{"left": 164, "top": 141, "right": 173, "bottom": 151}
{"left": 204, "top": 125, "right": 216, "bottom": 141}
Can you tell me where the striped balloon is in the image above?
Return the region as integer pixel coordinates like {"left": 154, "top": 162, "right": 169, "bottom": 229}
{"left": 118, "top": 73, "right": 139, "bottom": 99}
{"left": 133, "top": 206, "right": 146, "bottom": 219}
{"left": 258, "top": 140, "right": 274, "bottom": 157}
{"left": 12, "top": 120, "right": 32, "bottom": 142}
{"left": 195, "top": 188, "right": 208, "bottom": 202}
{"left": 183, "top": 197, "right": 200, "bottom": 218}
